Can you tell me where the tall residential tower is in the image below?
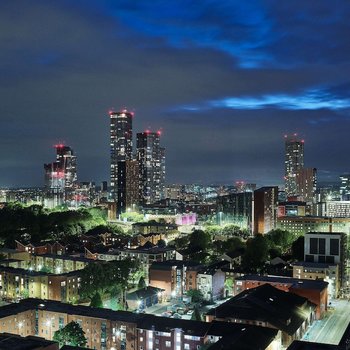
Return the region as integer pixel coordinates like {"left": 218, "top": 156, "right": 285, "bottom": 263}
{"left": 44, "top": 144, "right": 77, "bottom": 208}
{"left": 284, "top": 134, "right": 304, "bottom": 197}
{"left": 109, "top": 109, "right": 133, "bottom": 203}
{"left": 137, "top": 130, "right": 165, "bottom": 205}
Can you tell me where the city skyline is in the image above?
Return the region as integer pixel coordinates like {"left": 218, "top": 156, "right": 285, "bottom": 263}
{"left": 1, "top": 1, "right": 350, "bottom": 187}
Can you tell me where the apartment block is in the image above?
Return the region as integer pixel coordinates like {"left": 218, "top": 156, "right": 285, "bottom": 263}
{"left": 0, "top": 266, "right": 80, "bottom": 303}
{"left": 0, "top": 299, "right": 278, "bottom": 350}
{"left": 149, "top": 260, "right": 202, "bottom": 299}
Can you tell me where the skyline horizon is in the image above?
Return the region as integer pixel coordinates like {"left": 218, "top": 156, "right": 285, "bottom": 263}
{"left": 0, "top": 117, "right": 347, "bottom": 189}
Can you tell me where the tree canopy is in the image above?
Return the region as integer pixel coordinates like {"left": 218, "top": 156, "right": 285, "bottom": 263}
{"left": 79, "top": 259, "right": 139, "bottom": 300}
{"left": 186, "top": 289, "right": 204, "bottom": 303}
{"left": 191, "top": 306, "right": 202, "bottom": 321}
{"left": 0, "top": 204, "right": 107, "bottom": 246}
{"left": 53, "top": 321, "right": 87, "bottom": 347}
{"left": 189, "top": 230, "right": 211, "bottom": 252}
{"left": 242, "top": 234, "right": 269, "bottom": 272}
{"left": 138, "top": 276, "right": 146, "bottom": 289}
{"left": 266, "top": 229, "right": 295, "bottom": 254}
{"left": 90, "top": 292, "right": 103, "bottom": 308}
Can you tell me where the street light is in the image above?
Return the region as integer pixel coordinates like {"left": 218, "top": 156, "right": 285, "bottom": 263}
{"left": 219, "top": 211, "right": 223, "bottom": 226}
{"left": 17, "top": 320, "right": 24, "bottom": 336}
{"left": 46, "top": 317, "right": 54, "bottom": 339}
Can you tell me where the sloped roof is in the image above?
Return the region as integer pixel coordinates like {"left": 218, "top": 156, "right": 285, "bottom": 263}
{"left": 207, "top": 284, "right": 315, "bottom": 335}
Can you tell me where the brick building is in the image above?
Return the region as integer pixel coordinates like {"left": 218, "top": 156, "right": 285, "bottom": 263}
{"left": 149, "top": 260, "right": 202, "bottom": 299}
{"left": 0, "top": 298, "right": 278, "bottom": 350}
{"left": 234, "top": 274, "right": 328, "bottom": 319}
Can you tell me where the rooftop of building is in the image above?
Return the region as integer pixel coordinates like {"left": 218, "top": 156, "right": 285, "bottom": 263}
{"left": 0, "top": 265, "right": 80, "bottom": 277}
{"left": 0, "top": 258, "right": 25, "bottom": 263}
{"left": 0, "top": 333, "right": 57, "bottom": 350}
{"left": 254, "top": 186, "right": 278, "bottom": 192}
{"left": 111, "top": 246, "right": 177, "bottom": 254}
{"left": 61, "top": 346, "right": 93, "bottom": 350}
{"left": 150, "top": 260, "right": 202, "bottom": 270}
{"left": 305, "top": 231, "right": 344, "bottom": 236}
{"left": 132, "top": 221, "right": 178, "bottom": 228}
{"left": 127, "top": 286, "right": 164, "bottom": 301}
{"left": 0, "top": 248, "right": 19, "bottom": 254}
{"left": 32, "top": 253, "right": 94, "bottom": 263}
{"left": 136, "top": 316, "right": 258, "bottom": 337}
{"left": 207, "top": 284, "right": 315, "bottom": 336}
{"left": 279, "top": 201, "right": 306, "bottom": 206}
{"left": 278, "top": 216, "right": 350, "bottom": 221}
{"left": 0, "top": 298, "right": 143, "bottom": 323}
{"left": 137, "top": 232, "right": 174, "bottom": 238}
{"left": 292, "top": 261, "right": 337, "bottom": 268}
{"left": 136, "top": 314, "right": 210, "bottom": 336}
{"left": 236, "top": 274, "right": 328, "bottom": 291}
{"left": 207, "top": 325, "right": 278, "bottom": 350}
{"left": 16, "top": 240, "right": 66, "bottom": 248}
{"left": 287, "top": 340, "right": 339, "bottom": 350}
{"left": 198, "top": 266, "right": 226, "bottom": 276}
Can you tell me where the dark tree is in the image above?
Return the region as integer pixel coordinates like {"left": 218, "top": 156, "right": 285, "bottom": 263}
{"left": 186, "top": 289, "right": 204, "bottom": 303}
{"left": 189, "top": 230, "right": 210, "bottom": 252}
{"left": 138, "top": 276, "right": 146, "bottom": 289}
{"left": 157, "top": 239, "right": 166, "bottom": 248}
{"left": 90, "top": 292, "right": 103, "bottom": 308}
{"left": 266, "top": 229, "right": 295, "bottom": 254}
{"left": 191, "top": 306, "right": 202, "bottom": 321}
{"left": 291, "top": 236, "right": 305, "bottom": 261}
{"left": 53, "top": 321, "right": 87, "bottom": 347}
{"left": 242, "top": 234, "right": 269, "bottom": 272}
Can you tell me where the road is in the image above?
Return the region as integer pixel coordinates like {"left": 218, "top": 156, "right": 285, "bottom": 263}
{"left": 303, "top": 300, "right": 350, "bottom": 344}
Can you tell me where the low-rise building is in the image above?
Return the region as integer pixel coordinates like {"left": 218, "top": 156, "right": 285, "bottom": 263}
{"left": 30, "top": 254, "right": 92, "bottom": 274}
{"left": 304, "top": 232, "right": 346, "bottom": 287}
{"left": 0, "top": 298, "right": 278, "bottom": 350}
{"left": 197, "top": 266, "right": 226, "bottom": 301}
{"left": 0, "top": 266, "right": 80, "bottom": 303}
{"left": 0, "top": 258, "right": 28, "bottom": 269}
{"left": 207, "top": 284, "right": 316, "bottom": 348}
{"left": 132, "top": 221, "right": 178, "bottom": 235}
{"left": 126, "top": 286, "right": 164, "bottom": 310}
{"left": 0, "top": 248, "right": 31, "bottom": 262}
{"left": 149, "top": 260, "right": 202, "bottom": 299}
{"left": 234, "top": 274, "right": 328, "bottom": 319}
{"left": 293, "top": 262, "right": 339, "bottom": 299}
{"left": 15, "top": 240, "right": 66, "bottom": 255}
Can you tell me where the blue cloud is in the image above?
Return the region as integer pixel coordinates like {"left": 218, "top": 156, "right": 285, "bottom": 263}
{"left": 65, "top": 0, "right": 274, "bottom": 68}
{"left": 171, "top": 88, "right": 350, "bottom": 112}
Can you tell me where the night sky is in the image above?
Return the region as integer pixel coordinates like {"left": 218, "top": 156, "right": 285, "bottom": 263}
{"left": 1, "top": 1, "right": 350, "bottom": 188}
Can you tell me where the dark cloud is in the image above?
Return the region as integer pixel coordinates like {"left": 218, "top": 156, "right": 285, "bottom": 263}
{"left": 0, "top": 0, "right": 349, "bottom": 187}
